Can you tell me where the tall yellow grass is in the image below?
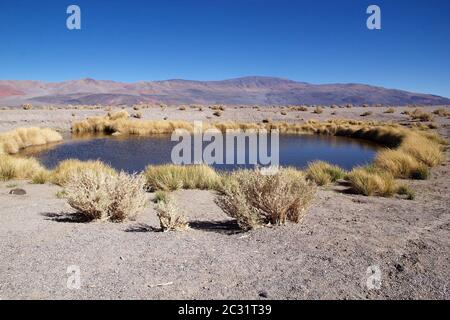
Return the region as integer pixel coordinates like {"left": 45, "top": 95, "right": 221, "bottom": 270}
{"left": 0, "top": 127, "right": 63, "bottom": 155}
{"left": 0, "top": 155, "right": 48, "bottom": 181}
{"left": 51, "top": 159, "right": 117, "bottom": 186}
{"left": 144, "top": 164, "right": 220, "bottom": 191}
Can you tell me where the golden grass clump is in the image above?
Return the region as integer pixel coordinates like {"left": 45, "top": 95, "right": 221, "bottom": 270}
{"left": 306, "top": 161, "right": 346, "bottom": 186}
{"left": 409, "top": 108, "right": 434, "bottom": 122}
{"left": 65, "top": 170, "right": 147, "bottom": 222}
{"left": 347, "top": 167, "right": 397, "bottom": 197}
{"left": 145, "top": 164, "right": 220, "bottom": 191}
{"left": 433, "top": 108, "right": 450, "bottom": 117}
{"left": 400, "top": 132, "right": 444, "bottom": 167}
{"left": 374, "top": 149, "right": 429, "bottom": 180}
{"left": 215, "top": 168, "right": 316, "bottom": 230}
{"left": 51, "top": 159, "right": 117, "bottom": 186}
{"left": 0, "top": 155, "right": 47, "bottom": 181}
{"left": 0, "top": 127, "right": 63, "bottom": 155}
{"left": 108, "top": 110, "right": 129, "bottom": 120}
{"left": 313, "top": 106, "right": 324, "bottom": 114}
{"left": 155, "top": 196, "right": 189, "bottom": 232}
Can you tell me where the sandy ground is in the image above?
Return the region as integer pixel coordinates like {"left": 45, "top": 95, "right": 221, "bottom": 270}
{"left": 0, "top": 106, "right": 450, "bottom": 300}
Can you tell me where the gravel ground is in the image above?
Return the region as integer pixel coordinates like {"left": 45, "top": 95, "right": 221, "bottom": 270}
{"left": 0, "top": 106, "right": 449, "bottom": 299}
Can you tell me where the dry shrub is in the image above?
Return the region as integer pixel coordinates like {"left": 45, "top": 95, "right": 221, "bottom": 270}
{"left": 0, "top": 155, "right": 46, "bottom": 181}
{"left": 155, "top": 196, "right": 189, "bottom": 232}
{"left": 22, "top": 104, "right": 33, "bottom": 110}
{"left": 360, "top": 111, "right": 373, "bottom": 117}
{"left": 347, "top": 167, "right": 397, "bottom": 197}
{"left": 409, "top": 108, "right": 434, "bottom": 122}
{"left": 132, "top": 112, "right": 142, "bottom": 119}
{"left": 306, "top": 161, "right": 346, "bottom": 186}
{"left": 213, "top": 111, "right": 223, "bottom": 117}
{"left": 280, "top": 111, "right": 287, "bottom": 115}
{"left": 215, "top": 168, "right": 316, "bottom": 230}
{"left": 51, "top": 159, "right": 117, "bottom": 186}
{"left": 384, "top": 108, "right": 395, "bottom": 114}
{"left": 145, "top": 164, "right": 220, "bottom": 191}
{"left": 178, "top": 106, "right": 186, "bottom": 111}
{"left": 0, "top": 127, "right": 63, "bottom": 155}
{"left": 65, "top": 170, "right": 147, "bottom": 222}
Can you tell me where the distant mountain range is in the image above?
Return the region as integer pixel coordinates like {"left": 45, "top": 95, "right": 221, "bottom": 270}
{"left": 0, "top": 76, "right": 449, "bottom": 106}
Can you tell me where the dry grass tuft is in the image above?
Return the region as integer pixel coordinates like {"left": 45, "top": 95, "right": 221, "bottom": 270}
{"left": 155, "top": 196, "right": 189, "bottom": 232}
{"left": 306, "top": 161, "right": 346, "bottom": 186}
{"left": 145, "top": 164, "right": 220, "bottom": 191}
{"left": 215, "top": 168, "right": 316, "bottom": 230}
{"left": 347, "top": 167, "right": 397, "bottom": 197}
{"left": 409, "top": 108, "right": 434, "bottom": 122}
{"left": 0, "top": 127, "right": 63, "bottom": 155}
{"left": 0, "top": 155, "right": 47, "bottom": 181}
{"left": 51, "top": 159, "right": 117, "bottom": 186}
{"left": 313, "top": 106, "right": 324, "bottom": 114}
{"left": 433, "top": 108, "right": 450, "bottom": 117}
{"left": 374, "top": 149, "right": 429, "bottom": 179}
{"left": 65, "top": 169, "right": 147, "bottom": 222}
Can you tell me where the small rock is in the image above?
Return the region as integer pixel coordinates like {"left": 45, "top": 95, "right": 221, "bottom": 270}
{"left": 395, "top": 263, "right": 404, "bottom": 272}
{"left": 258, "top": 290, "right": 268, "bottom": 298}
{"left": 9, "top": 188, "right": 26, "bottom": 195}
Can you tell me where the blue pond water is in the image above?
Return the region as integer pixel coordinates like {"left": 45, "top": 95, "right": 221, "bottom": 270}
{"left": 21, "top": 134, "right": 380, "bottom": 173}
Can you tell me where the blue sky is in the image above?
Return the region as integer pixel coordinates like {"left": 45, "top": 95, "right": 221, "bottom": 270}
{"left": 1, "top": 0, "right": 449, "bottom": 97}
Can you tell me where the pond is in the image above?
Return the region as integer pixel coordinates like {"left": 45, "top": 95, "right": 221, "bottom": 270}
{"left": 20, "top": 133, "right": 381, "bottom": 172}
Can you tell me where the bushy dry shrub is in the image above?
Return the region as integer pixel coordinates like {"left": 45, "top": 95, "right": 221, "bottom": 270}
{"left": 360, "top": 111, "right": 373, "bottom": 117}
{"left": 155, "top": 196, "right": 189, "bottom": 231}
{"left": 65, "top": 170, "right": 147, "bottom": 222}
{"left": 215, "top": 168, "right": 316, "bottom": 230}
{"left": 384, "top": 108, "right": 395, "bottom": 114}
{"left": 306, "top": 161, "right": 346, "bottom": 186}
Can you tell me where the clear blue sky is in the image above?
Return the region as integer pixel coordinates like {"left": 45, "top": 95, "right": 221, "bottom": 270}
{"left": 1, "top": 0, "right": 449, "bottom": 97}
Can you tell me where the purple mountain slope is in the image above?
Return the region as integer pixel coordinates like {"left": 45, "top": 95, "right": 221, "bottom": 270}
{"left": 0, "top": 76, "right": 448, "bottom": 106}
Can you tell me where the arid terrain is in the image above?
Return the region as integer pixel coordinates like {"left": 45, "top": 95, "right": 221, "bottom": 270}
{"left": 1, "top": 105, "right": 449, "bottom": 299}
